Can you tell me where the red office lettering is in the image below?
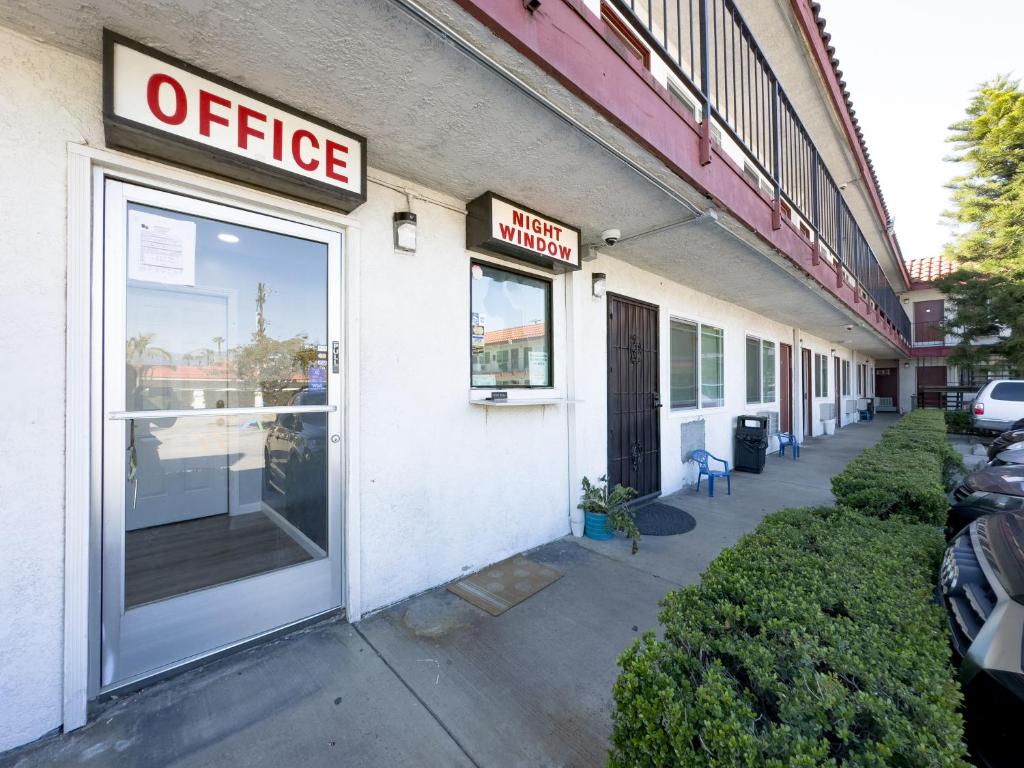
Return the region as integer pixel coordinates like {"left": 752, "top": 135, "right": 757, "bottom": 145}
{"left": 498, "top": 223, "right": 516, "bottom": 241}
{"left": 512, "top": 210, "right": 525, "bottom": 228}
{"left": 558, "top": 245, "right": 573, "bottom": 260}
{"left": 542, "top": 222, "right": 554, "bottom": 239}
{"left": 146, "top": 73, "right": 187, "bottom": 125}
{"left": 272, "top": 119, "right": 284, "bottom": 161}
{"left": 324, "top": 140, "right": 349, "bottom": 183}
{"left": 536, "top": 237, "right": 546, "bottom": 253}
{"left": 523, "top": 233, "right": 534, "bottom": 250}
{"left": 292, "top": 129, "right": 319, "bottom": 171}
{"left": 198, "top": 89, "right": 231, "bottom": 136}
{"left": 237, "top": 105, "right": 266, "bottom": 149}
{"left": 531, "top": 218, "right": 541, "bottom": 234}
{"left": 547, "top": 240, "right": 558, "bottom": 256}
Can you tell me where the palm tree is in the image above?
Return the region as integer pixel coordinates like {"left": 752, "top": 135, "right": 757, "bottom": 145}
{"left": 212, "top": 336, "right": 225, "bottom": 359}
{"left": 126, "top": 333, "right": 171, "bottom": 363}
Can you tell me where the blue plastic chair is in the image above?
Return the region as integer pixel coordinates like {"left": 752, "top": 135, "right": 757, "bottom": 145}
{"left": 777, "top": 432, "right": 800, "bottom": 460}
{"left": 692, "top": 449, "right": 731, "bottom": 497}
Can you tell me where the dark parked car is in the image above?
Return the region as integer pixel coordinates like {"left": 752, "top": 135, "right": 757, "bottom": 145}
{"left": 939, "top": 514, "right": 1024, "bottom": 767}
{"left": 263, "top": 388, "right": 328, "bottom": 550}
{"left": 989, "top": 443, "right": 1024, "bottom": 467}
{"left": 988, "top": 428, "right": 1024, "bottom": 461}
{"left": 947, "top": 465, "right": 1024, "bottom": 538}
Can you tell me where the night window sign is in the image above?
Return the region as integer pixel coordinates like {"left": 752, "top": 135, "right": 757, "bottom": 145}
{"left": 103, "top": 30, "right": 366, "bottom": 212}
{"left": 466, "top": 192, "right": 581, "bottom": 271}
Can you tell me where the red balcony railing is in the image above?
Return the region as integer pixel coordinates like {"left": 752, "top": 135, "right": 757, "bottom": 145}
{"left": 609, "top": 0, "right": 911, "bottom": 342}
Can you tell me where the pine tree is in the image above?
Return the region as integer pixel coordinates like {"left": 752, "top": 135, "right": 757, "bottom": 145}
{"left": 936, "top": 77, "right": 1024, "bottom": 373}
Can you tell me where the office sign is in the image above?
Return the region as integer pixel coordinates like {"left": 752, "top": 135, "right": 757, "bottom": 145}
{"left": 466, "top": 192, "right": 581, "bottom": 271}
{"left": 103, "top": 31, "right": 366, "bottom": 212}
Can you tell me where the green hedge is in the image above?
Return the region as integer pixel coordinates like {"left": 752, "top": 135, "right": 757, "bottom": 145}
{"left": 830, "top": 410, "right": 961, "bottom": 525}
{"left": 609, "top": 507, "right": 966, "bottom": 767}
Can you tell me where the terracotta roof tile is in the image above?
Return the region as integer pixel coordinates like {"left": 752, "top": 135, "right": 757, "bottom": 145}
{"left": 483, "top": 322, "right": 546, "bottom": 344}
{"left": 906, "top": 256, "right": 955, "bottom": 283}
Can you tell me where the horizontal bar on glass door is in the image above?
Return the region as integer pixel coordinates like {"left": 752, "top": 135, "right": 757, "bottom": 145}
{"left": 107, "top": 405, "right": 337, "bottom": 420}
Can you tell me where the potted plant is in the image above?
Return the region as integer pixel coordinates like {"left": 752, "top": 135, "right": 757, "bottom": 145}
{"left": 578, "top": 476, "right": 641, "bottom": 554}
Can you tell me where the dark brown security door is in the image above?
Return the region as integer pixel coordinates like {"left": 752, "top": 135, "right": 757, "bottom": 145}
{"left": 607, "top": 294, "right": 661, "bottom": 500}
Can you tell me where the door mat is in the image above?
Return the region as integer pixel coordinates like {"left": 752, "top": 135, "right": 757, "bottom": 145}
{"left": 632, "top": 502, "right": 697, "bottom": 536}
{"left": 448, "top": 555, "right": 562, "bottom": 616}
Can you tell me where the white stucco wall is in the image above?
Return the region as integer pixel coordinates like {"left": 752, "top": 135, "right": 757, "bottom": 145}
{"left": 0, "top": 26, "right": 104, "bottom": 752}
{"left": 350, "top": 174, "right": 572, "bottom": 612}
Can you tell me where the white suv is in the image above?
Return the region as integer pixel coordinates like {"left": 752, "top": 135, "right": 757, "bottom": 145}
{"left": 973, "top": 379, "right": 1024, "bottom": 432}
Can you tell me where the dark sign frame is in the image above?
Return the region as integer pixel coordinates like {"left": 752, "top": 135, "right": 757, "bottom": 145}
{"left": 102, "top": 30, "right": 367, "bottom": 213}
{"left": 466, "top": 191, "right": 581, "bottom": 272}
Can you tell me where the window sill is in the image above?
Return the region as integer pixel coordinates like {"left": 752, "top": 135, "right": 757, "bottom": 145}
{"left": 470, "top": 398, "right": 570, "bottom": 407}
{"left": 469, "top": 390, "right": 573, "bottom": 407}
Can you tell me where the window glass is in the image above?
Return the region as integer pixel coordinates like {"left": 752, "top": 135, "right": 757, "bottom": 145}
{"left": 470, "top": 264, "right": 551, "bottom": 388}
{"left": 841, "top": 360, "right": 851, "bottom": 396}
{"left": 745, "top": 337, "right": 761, "bottom": 404}
{"left": 670, "top": 320, "right": 698, "bottom": 409}
{"left": 991, "top": 382, "right": 1024, "bottom": 402}
{"left": 701, "top": 326, "right": 724, "bottom": 408}
{"left": 762, "top": 341, "right": 775, "bottom": 402}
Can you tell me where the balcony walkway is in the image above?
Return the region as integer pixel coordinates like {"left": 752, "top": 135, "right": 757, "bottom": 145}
{"left": 0, "top": 417, "right": 893, "bottom": 768}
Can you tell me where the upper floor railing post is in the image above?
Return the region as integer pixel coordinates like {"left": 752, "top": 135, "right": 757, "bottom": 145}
{"left": 770, "top": 77, "right": 782, "bottom": 231}
{"left": 697, "top": 0, "right": 712, "bottom": 166}
{"left": 810, "top": 148, "right": 821, "bottom": 264}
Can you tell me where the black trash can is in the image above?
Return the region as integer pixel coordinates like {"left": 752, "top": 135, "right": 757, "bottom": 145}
{"left": 734, "top": 415, "right": 769, "bottom": 473}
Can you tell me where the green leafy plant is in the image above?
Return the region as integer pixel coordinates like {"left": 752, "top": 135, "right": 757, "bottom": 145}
{"left": 610, "top": 507, "right": 968, "bottom": 767}
{"left": 578, "top": 475, "right": 641, "bottom": 554}
{"left": 831, "top": 410, "right": 963, "bottom": 524}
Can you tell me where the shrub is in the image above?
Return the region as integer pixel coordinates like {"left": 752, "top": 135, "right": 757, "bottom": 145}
{"left": 831, "top": 410, "right": 962, "bottom": 524}
{"left": 944, "top": 409, "right": 973, "bottom": 434}
{"left": 609, "top": 507, "right": 967, "bottom": 767}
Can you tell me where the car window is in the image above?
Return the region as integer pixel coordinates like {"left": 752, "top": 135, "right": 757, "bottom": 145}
{"left": 991, "top": 382, "right": 1024, "bottom": 402}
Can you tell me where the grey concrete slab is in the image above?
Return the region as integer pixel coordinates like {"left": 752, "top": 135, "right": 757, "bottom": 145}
{"left": 357, "top": 539, "right": 670, "bottom": 768}
{"left": 2, "top": 417, "right": 892, "bottom": 768}
{"left": 0, "top": 621, "right": 475, "bottom": 768}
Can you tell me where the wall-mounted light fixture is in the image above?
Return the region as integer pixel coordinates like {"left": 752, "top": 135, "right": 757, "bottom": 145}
{"left": 830, "top": 348, "right": 836, "bottom": 356}
{"left": 523, "top": 0, "right": 541, "bottom": 12}
{"left": 592, "top": 273, "right": 607, "bottom": 299}
{"left": 394, "top": 211, "right": 417, "bottom": 253}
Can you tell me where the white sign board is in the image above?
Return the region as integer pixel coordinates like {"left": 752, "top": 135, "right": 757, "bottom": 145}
{"left": 467, "top": 193, "right": 581, "bottom": 271}
{"left": 104, "top": 32, "right": 366, "bottom": 212}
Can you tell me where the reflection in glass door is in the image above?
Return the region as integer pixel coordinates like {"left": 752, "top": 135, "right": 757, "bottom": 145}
{"left": 101, "top": 181, "right": 343, "bottom": 688}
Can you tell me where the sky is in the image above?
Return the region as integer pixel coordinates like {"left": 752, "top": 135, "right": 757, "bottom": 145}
{"left": 819, "top": 0, "right": 1024, "bottom": 263}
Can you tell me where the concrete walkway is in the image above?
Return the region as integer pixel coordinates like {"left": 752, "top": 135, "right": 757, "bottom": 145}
{"left": 1, "top": 417, "right": 892, "bottom": 768}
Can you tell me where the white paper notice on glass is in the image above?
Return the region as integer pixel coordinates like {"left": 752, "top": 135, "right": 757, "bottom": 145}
{"left": 128, "top": 210, "right": 196, "bottom": 286}
{"left": 529, "top": 351, "right": 549, "bottom": 386}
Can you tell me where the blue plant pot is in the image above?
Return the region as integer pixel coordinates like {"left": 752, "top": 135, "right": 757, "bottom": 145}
{"left": 584, "top": 511, "right": 615, "bottom": 541}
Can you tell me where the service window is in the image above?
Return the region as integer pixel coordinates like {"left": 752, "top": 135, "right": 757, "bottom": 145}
{"left": 470, "top": 262, "right": 552, "bottom": 388}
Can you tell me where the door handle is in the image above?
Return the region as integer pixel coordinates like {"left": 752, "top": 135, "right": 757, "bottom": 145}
{"left": 652, "top": 394, "right": 662, "bottom": 409}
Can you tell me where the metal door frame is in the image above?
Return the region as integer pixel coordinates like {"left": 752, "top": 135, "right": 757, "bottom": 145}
{"left": 606, "top": 292, "right": 661, "bottom": 502}
{"left": 99, "top": 179, "right": 344, "bottom": 691}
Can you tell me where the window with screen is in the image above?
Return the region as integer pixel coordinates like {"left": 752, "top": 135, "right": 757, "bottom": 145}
{"left": 701, "top": 325, "right": 725, "bottom": 408}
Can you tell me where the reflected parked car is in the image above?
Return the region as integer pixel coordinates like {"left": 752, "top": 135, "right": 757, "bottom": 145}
{"left": 988, "top": 428, "right": 1024, "bottom": 461}
{"left": 264, "top": 388, "right": 328, "bottom": 550}
{"left": 947, "top": 465, "right": 1024, "bottom": 538}
{"left": 973, "top": 380, "right": 1024, "bottom": 433}
{"left": 939, "top": 514, "right": 1024, "bottom": 767}
{"left": 989, "top": 442, "right": 1024, "bottom": 467}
